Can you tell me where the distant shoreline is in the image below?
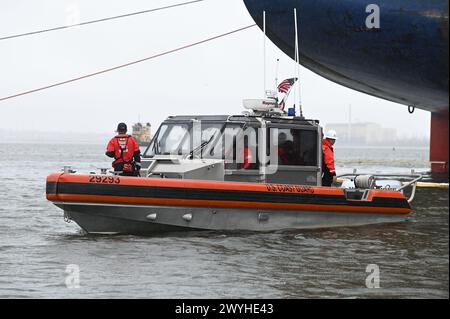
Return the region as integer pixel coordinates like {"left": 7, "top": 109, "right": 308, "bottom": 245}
{"left": 0, "top": 130, "right": 429, "bottom": 149}
{"left": 335, "top": 145, "right": 430, "bottom": 150}
{"left": 0, "top": 141, "right": 429, "bottom": 150}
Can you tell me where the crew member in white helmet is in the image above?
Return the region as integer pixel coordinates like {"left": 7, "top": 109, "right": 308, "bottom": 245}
{"left": 322, "top": 130, "right": 337, "bottom": 187}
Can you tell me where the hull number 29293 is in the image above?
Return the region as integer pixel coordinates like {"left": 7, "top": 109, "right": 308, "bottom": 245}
{"left": 88, "top": 175, "right": 121, "bottom": 184}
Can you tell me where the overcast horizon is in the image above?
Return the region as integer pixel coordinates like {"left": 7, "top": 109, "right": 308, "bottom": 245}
{"left": 1, "top": 0, "right": 431, "bottom": 140}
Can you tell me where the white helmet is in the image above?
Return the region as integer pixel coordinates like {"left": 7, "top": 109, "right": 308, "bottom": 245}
{"left": 324, "top": 129, "right": 338, "bottom": 140}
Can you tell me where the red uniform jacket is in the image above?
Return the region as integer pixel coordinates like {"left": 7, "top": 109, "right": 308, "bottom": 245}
{"left": 242, "top": 146, "right": 253, "bottom": 169}
{"left": 106, "top": 134, "right": 140, "bottom": 166}
{"left": 322, "top": 139, "right": 336, "bottom": 174}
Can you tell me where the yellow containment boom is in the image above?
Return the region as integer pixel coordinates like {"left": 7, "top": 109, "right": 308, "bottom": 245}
{"left": 415, "top": 182, "right": 449, "bottom": 189}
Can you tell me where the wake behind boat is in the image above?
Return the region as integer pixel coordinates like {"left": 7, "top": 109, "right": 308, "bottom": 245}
{"left": 46, "top": 102, "right": 421, "bottom": 235}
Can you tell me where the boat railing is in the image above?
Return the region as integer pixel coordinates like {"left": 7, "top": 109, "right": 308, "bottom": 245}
{"left": 337, "top": 170, "right": 424, "bottom": 203}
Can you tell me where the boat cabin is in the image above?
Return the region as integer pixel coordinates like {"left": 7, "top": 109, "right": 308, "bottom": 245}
{"left": 142, "top": 110, "right": 324, "bottom": 186}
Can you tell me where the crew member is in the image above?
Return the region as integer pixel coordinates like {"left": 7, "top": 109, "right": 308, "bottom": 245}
{"left": 106, "top": 123, "right": 141, "bottom": 176}
{"left": 322, "top": 130, "right": 337, "bottom": 187}
{"left": 278, "top": 132, "right": 295, "bottom": 165}
{"left": 241, "top": 136, "right": 254, "bottom": 169}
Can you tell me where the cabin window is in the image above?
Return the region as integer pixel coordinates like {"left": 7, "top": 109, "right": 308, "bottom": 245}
{"left": 269, "top": 128, "right": 318, "bottom": 167}
{"left": 198, "top": 123, "right": 223, "bottom": 158}
{"left": 145, "top": 121, "right": 263, "bottom": 170}
{"left": 146, "top": 123, "right": 190, "bottom": 156}
{"left": 219, "top": 124, "right": 259, "bottom": 170}
{"left": 147, "top": 122, "right": 229, "bottom": 158}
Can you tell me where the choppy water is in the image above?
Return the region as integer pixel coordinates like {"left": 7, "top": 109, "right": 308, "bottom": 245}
{"left": 0, "top": 143, "right": 448, "bottom": 298}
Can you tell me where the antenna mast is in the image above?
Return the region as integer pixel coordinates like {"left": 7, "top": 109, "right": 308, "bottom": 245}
{"left": 275, "top": 58, "right": 280, "bottom": 105}
{"left": 263, "top": 11, "right": 267, "bottom": 96}
{"left": 294, "top": 8, "right": 303, "bottom": 117}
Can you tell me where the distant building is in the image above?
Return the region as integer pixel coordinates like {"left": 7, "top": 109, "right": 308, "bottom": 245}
{"left": 325, "top": 122, "right": 397, "bottom": 146}
{"left": 132, "top": 122, "right": 152, "bottom": 146}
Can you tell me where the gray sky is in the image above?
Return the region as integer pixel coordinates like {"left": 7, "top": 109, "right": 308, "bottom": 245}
{"left": 0, "top": 0, "right": 430, "bottom": 139}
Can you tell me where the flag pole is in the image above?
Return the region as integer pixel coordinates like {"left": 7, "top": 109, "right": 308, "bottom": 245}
{"left": 275, "top": 58, "right": 280, "bottom": 105}
{"left": 263, "top": 11, "right": 267, "bottom": 97}
{"left": 294, "top": 8, "right": 303, "bottom": 117}
{"left": 294, "top": 9, "right": 298, "bottom": 114}
{"left": 281, "top": 85, "right": 294, "bottom": 111}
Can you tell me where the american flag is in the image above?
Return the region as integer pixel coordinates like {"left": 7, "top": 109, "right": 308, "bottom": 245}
{"left": 277, "top": 78, "right": 297, "bottom": 93}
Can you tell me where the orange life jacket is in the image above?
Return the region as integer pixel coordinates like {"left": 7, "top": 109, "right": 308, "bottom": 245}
{"left": 107, "top": 134, "right": 140, "bottom": 166}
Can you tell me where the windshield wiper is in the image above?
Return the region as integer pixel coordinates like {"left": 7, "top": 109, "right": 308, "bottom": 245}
{"left": 188, "top": 134, "right": 215, "bottom": 159}
{"left": 152, "top": 139, "right": 160, "bottom": 155}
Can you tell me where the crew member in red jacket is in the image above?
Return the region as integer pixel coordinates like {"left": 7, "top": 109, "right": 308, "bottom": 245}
{"left": 241, "top": 137, "right": 254, "bottom": 170}
{"left": 106, "top": 123, "right": 141, "bottom": 176}
{"left": 322, "top": 130, "right": 337, "bottom": 186}
{"left": 242, "top": 144, "right": 253, "bottom": 169}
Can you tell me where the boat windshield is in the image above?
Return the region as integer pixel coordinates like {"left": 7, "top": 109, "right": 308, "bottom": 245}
{"left": 144, "top": 122, "right": 226, "bottom": 158}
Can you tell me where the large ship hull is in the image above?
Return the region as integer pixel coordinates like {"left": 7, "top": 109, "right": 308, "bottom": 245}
{"left": 243, "top": 0, "right": 449, "bottom": 174}
{"left": 243, "top": 0, "right": 449, "bottom": 112}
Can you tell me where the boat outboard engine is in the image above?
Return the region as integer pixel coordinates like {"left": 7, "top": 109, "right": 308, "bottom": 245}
{"left": 354, "top": 175, "right": 376, "bottom": 189}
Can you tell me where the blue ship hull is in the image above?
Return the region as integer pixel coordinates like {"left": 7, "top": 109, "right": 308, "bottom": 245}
{"left": 243, "top": 0, "right": 449, "bottom": 113}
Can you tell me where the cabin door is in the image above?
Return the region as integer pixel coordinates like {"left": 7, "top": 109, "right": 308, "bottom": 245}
{"left": 264, "top": 125, "right": 321, "bottom": 186}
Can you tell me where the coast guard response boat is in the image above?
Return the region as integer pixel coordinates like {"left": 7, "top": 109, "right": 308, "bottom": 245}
{"left": 46, "top": 100, "right": 422, "bottom": 235}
